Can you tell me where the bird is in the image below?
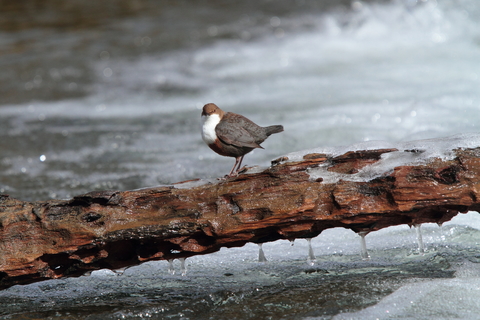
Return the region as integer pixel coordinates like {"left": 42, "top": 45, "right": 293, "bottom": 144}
{"left": 201, "top": 103, "right": 284, "bottom": 177}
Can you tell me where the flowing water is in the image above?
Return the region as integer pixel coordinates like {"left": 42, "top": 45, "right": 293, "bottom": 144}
{"left": 1, "top": 0, "right": 480, "bottom": 318}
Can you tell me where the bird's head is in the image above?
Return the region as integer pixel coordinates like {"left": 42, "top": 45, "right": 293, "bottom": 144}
{"left": 202, "top": 103, "right": 225, "bottom": 118}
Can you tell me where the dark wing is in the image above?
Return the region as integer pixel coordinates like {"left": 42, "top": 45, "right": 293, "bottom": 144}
{"left": 215, "top": 117, "right": 263, "bottom": 149}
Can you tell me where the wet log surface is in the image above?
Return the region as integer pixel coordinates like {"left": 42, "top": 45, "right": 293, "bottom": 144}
{"left": 1, "top": 146, "right": 480, "bottom": 289}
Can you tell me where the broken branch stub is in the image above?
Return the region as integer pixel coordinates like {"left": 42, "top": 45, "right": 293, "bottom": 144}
{"left": 1, "top": 146, "right": 480, "bottom": 289}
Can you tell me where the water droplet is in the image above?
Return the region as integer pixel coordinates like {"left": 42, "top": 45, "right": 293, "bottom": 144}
{"left": 270, "top": 16, "right": 281, "bottom": 27}
{"left": 352, "top": 1, "right": 363, "bottom": 11}
{"left": 207, "top": 26, "right": 218, "bottom": 37}
{"left": 49, "top": 68, "right": 61, "bottom": 80}
{"left": 39, "top": 155, "right": 46, "bottom": 162}
{"left": 33, "top": 75, "right": 42, "bottom": 85}
{"left": 99, "top": 50, "right": 110, "bottom": 60}
{"left": 103, "top": 67, "right": 113, "bottom": 77}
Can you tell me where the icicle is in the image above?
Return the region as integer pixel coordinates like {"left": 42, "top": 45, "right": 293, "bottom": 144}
{"left": 306, "top": 238, "right": 316, "bottom": 265}
{"left": 258, "top": 243, "right": 267, "bottom": 262}
{"left": 168, "top": 259, "right": 175, "bottom": 275}
{"left": 358, "top": 231, "right": 370, "bottom": 260}
{"left": 414, "top": 224, "right": 425, "bottom": 254}
{"left": 179, "top": 258, "right": 187, "bottom": 276}
{"left": 113, "top": 267, "right": 127, "bottom": 275}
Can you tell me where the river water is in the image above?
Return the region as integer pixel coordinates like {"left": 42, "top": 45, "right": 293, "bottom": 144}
{"left": 1, "top": 0, "right": 480, "bottom": 318}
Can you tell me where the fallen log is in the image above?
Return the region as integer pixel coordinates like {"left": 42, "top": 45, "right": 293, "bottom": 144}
{"left": 1, "top": 137, "right": 480, "bottom": 289}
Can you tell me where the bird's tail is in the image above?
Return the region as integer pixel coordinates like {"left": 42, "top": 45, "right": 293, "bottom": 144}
{"left": 265, "top": 125, "right": 284, "bottom": 136}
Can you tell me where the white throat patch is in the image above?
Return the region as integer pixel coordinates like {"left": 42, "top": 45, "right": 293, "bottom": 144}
{"left": 201, "top": 114, "right": 220, "bottom": 145}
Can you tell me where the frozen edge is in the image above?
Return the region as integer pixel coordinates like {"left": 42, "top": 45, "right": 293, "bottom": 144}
{"left": 284, "top": 133, "right": 480, "bottom": 183}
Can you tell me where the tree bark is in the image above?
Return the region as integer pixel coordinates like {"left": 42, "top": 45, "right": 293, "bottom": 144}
{"left": 1, "top": 145, "right": 480, "bottom": 289}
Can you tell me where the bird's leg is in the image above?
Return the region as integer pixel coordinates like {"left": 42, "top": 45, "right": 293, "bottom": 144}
{"left": 235, "top": 155, "right": 244, "bottom": 172}
{"left": 236, "top": 156, "right": 249, "bottom": 174}
{"left": 226, "top": 156, "right": 244, "bottom": 178}
{"left": 227, "top": 157, "right": 241, "bottom": 177}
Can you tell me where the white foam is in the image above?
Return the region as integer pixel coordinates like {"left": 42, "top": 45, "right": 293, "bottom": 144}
{"left": 332, "top": 277, "right": 480, "bottom": 319}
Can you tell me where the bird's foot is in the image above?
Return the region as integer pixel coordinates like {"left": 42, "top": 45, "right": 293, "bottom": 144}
{"left": 227, "top": 166, "right": 249, "bottom": 178}
{"left": 219, "top": 165, "right": 249, "bottom": 180}
{"left": 216, "top": 173, "right": 237, "bottom": 180}
{"left": 237, "top": 165, "right": 248, "bottom": 174}
{"left": 225, "top": 172, "right": 239, "bottom": 178}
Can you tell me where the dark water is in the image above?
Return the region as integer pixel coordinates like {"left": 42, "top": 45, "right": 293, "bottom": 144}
{"left": 0, "top": 0, "right": 358, "bottom": 106}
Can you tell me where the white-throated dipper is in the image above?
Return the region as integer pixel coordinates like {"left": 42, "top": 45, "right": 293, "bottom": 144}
{"left": 201, "top": 103, "right": 284, "bottom": 177}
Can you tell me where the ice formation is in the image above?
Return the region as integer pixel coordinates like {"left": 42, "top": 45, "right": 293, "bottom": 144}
{"left": 306, "top": 238, "right": 316, "bottom": 265}
{"left": 414, "top": 224, "right": 425, "bottom": 254}
{"left": 258, "top": 243, "right": 267, "bottom": 263}
{"left": 167, "top": 258, "right": 187, "bottom": 276}
{"left": 358, "top": 231, "right": 370, "bottom": 260}
{"left": 282, "top": 133, "right": 480, "bottom": 183}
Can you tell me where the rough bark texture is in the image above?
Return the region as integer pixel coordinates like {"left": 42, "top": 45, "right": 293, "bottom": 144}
{"left": 1, "top": 146, "right": 480, "bottom": 289}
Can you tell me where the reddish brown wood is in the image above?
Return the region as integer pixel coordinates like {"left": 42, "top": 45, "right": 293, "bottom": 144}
{"left": 1, "top": 146, "right": 480, "bottom": 289}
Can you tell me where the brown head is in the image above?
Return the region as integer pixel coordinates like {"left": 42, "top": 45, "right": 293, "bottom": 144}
{"left": 202, "top": 103, "right": 225, "bottom": 118}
